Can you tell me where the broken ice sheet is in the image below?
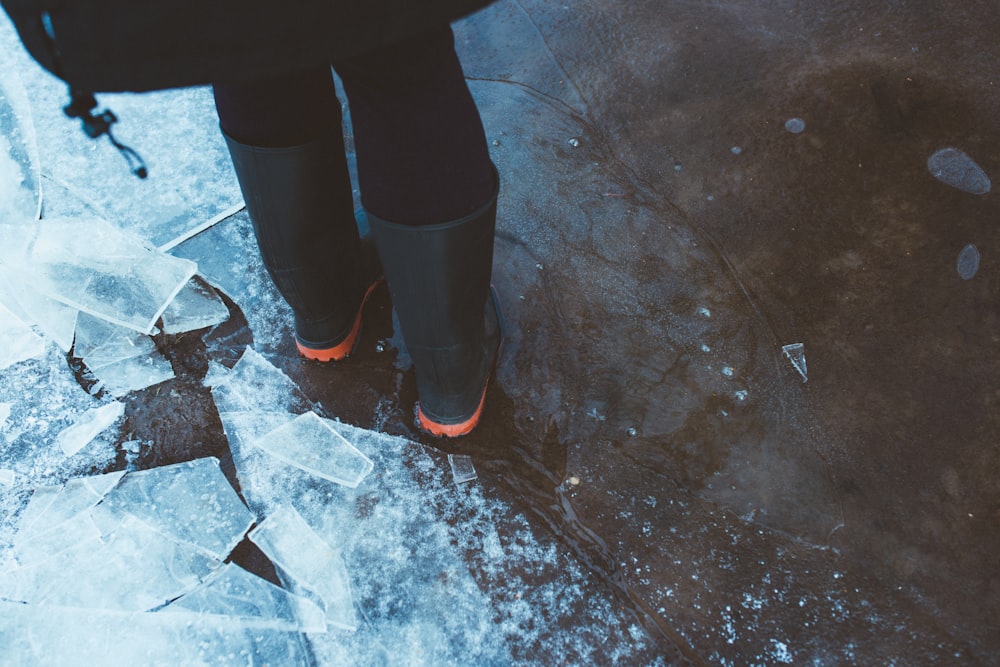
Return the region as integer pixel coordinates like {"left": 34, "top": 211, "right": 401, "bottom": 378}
{"left": 0, "top": 514, "right": 219, "bottom": 610}
{"left": 72, "top": 312, "right": 175, "bottom": 396}
{"left": 100, "top": 457, "right": 254, "bottom": 561}
{"left": 54, "top": 401, "right": 125, "bottom": 456}
{"left": 0, "top": 267, "right": 77, "bottom": 352}
{"left": 15, "top": 471, "right": 125, "bottom": 543}
{"left": 249, "top": 504, "right": 358, "bottom": 631}
{"left": 163, "top": 562, "right": 326, "bottom": 633}
{"left": 927, "top": 147, "right": 991, "bottom": 195}
{"left": 0, "top": 299, "right": 45, "bottom": 371}
{"left": 251, "top": 412, "right": 374, "bottom": 489}
{"left": 159, "top": 277, "right": 229, "bottom": 335}
{"left": 782, "top": 342, "right": 808, "bottom": 382}
{"left": 0, "top": 217, "right": 197, "bottom": 334}
{"left": 210, "top": 346, "right": 312, "bottom": 415}
{"left": 449, "top": 454, "right": 478, "bottom": 484}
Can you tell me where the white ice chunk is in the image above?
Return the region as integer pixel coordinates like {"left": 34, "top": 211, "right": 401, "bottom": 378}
{"left": 449, "top": 454, "right": 478, "bottom": 484}
{"left": 782, "top": 343, "right": 808, "bottom": 383}
{"left": 0, "top": 468, "right": 14, "bottom": 485}
{"left": 0, "top": 134, "right": 36, "bottom": 220}
{"left": 164, "top": 562, "right": 327, "bottom": 634}
{"left": 100, "top": 457, "right": 254, "bottom": 561}
{"left": 159, "top": 277, "right": 229, "bottom": 334}
{"left": 54, "top": 401, "right": 125, "bottom": 456}
{"left": 0, "top": 514, "right": 219, "bottom": 610}
{"left": 15, "top": 471, "right": 125, "bottom": 543}
{"left": 0, "top": 300, "right": 45, "bottom": 370}
{"left": 218, "top": 411, "right": 297, "bottom": 448}
{"left": 0, "top": 267, "right": 77, "bottom": 351}
{"left": 0, "top": 217, "right": 197, "bottom": 334}
{"left": 72, "top": 313, "right": 176, "bottom": 395}
{"left": 13, "top": 510, "right": 102, "bottom": 566}
{"left": 90, "top": 354, "right": 176, "bottom": 397}
{"left": 249, "top": 504, "right": 358, "bottom": 631}
{"left": 210, "top": 347, "right": 309, "bottom": 414}
{"left": 252, "top": 412, "right": 374, "bottom": 489}
{"left": 0, "top": 601, "right": 312, "bottom": 666}
{"left": 957, "top": 244, "right": 980, "bottom": 280}
{"left": 928, "top": 147, "right": 991, "bottom": 195}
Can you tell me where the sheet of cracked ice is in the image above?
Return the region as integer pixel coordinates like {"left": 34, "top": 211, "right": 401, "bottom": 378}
{"left": 0, "top": 600, "right": 312, "bottom": 666}
{"left": 99, "top": 458, "right": 255, "bottom": 561}
{"left": 0, "top": 217, "right": 197, "bottom": 334}
{"left": 72, "top": 313, "right": 176, "bottom": 396}
{"left": 0, "top": 17, "right": 242, "bottom": 250}
{"left": 0, "top": 267, "right": 78, "bottom": 352}
{"left": 162, "top": 562, "right": 326, "bottom": 633}
{"left": 212, "top": 354, "right": 664, "bottom": 663}
{"left": 159, "top": 278, "right": 230, "bottom": 335}
{"left": 0, "top": 300, "right": 45, "bottom": 371}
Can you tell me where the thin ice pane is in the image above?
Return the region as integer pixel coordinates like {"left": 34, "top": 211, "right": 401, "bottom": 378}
{"left": 218, "top": 411, "right": 297, "bottom": 448}
{"left": 0, "top": 300, "right": 45, "bottom": 370}
{"left": 73, "top": 312, "right": 155, "bottom": 367}
{"left": 252, "top": 412, "right": 374, "bottom": 489}
{"left": 449, "top": 454, "right": 478, "bottom": 484}
{"left": 782, "top": 343, "right": 808, "bottom": 383}
{"left": 0, "top": 217, "right": 197, "bottom": 334}
{"left": 15, "top": 471, "right": 124, "bottom": 542}
{"left": 0, "top": 601, "right": 312, "bottom": 666}
{"left": 249, "top": 504, "right": 358, "bottom": 631}
{"left": 0, "top": 267, "right": 77, "bottom": 351}
{"left": 0, "top": 514, "right": 219, "bottom": 610}
{"left": 164, "top": 562, "right": 326, "bottom": 633}
{"left": 100, "top": 457, "right": 254, "bottom": 561}
{"left": 13, "top": 510, "right": 102, "bottom": 566}
{"left": 210, "top": 347, "right": 311, "bottom": 415}
{"left": 54, "top": 401, "right": 125, "bottom": 456}
{"left": 160, "top": 278, "right": 229, "bottom": 334}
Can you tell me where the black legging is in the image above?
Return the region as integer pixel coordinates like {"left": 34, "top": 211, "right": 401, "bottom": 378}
{"left": 212, "top": 26, "right": 494, "bottom": 225}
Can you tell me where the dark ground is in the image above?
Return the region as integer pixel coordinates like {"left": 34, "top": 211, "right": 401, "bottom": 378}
{"left": 132, "top": 0, "right": 999, "bottom": 663}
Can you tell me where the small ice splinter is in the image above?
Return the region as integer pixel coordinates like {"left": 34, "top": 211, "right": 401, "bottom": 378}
{"left": 448, "top": 454, "right": 477, "bottom": 484}
{"left": 782, "top": 343, "right": 808, "bottom": 383}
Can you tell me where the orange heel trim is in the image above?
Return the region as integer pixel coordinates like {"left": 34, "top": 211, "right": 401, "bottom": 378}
{"left": 416, "top": 380, "right": 489, "bottom": 438}
{"left": 296, "top": 280, "right": 381, "bottom": 362}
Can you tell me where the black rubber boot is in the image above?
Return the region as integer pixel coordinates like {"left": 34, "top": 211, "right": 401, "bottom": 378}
{"left": 224, "top": 130, "right": 380, "bottom": 361}
{"left": 367, "top": 171, "right": 501, "bottom": 437}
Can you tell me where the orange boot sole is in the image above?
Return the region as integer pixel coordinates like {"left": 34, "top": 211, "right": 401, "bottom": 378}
{"left": 295, "top": 280, "right": 382, "bottom": 362}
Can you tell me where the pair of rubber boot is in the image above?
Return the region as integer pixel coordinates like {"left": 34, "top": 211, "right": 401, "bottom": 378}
{"left": 225, "top": 130, "right": 500, "bottom": 438}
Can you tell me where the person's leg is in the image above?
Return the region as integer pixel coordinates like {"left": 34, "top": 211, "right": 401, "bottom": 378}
{"left": 335, "top": 28, "right": 501, "bottom": 436}
{"left": 214, "top": 68, "right": 379, "bottom": 361}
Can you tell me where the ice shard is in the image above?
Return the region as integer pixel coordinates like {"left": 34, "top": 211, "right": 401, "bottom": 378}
{"left": 449, "top": 454, "right": 478, "bottom": 484}
{"left": 210, "top": 346, "right": 312, "bottom": 415}
{"left": 782, "top": 343, "right": 808, "bottom": 383}
{"left": 54, "top": 401, "right": 125, "bottom": 456}
{"left": 0, "top": 267, "right": 77, "bottom": 352}
{"left": 249, "top": 504, "right": 358, "bottom": 631}
{"left": 72, "top": 312, "right": 175, "bottom": 396}
{"left": 163, "top": 562, "right": 327, "bottom": 633}
{"left": 0, "top": 299, "right": 45, "bottom": 371}
{"left": 0, "top": 217, "right": 197, "bottom": 334}
{"left": 159, "top": 277, "right": 230, "bottom": 335}
{"left": 0, "top": 514, "right": 219, "bottom": 610}
{"left": 251, "top": 412, "right": 374, "bottom": 489}
{"left": 100, "top": 457, "right": 255, "bottom": 561}
{"left": 927, "top": 147, "right": 991, "bottom": 195}
{"left": 0, "top": 468, "right": 14, "bottom": 485}
{"left": 15, "top": 471, "right": 124, "bottom": 543}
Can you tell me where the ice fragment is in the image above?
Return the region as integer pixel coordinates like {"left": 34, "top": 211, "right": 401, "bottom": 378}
{"left": 927, "top": 148, "right": 991, "bottom": 194}
{"left": 164, "top": 562, "right": 327, "bottom": 633}
{"left": 252, "top": 412, "right": 374, "bottom": 489}
{"left": 0, "top": 300, "right": 45, "bottom": 370}
{"left": 0, "top": 468, "right": 14, "bottom": 485}
{"left": 0, "top": 217, "right": 197, "bottom": 334}
{"left": 159, "top": 277, "right": 229, "bottom": 334}
{"left": 101, "top": 457, "right": 255, "bottom": 561}
{"left": 782, "top": 343, "right": 808, "bottom": 382}
{"left": 249, "top": 504, "right": 358, "bottom": 631}
{"left": 210, "top": 346, "right": 311, "bottom": 414}
{"left": 54, "top": 401, "right": 124, "bottom": 456}
{"left": 957, "top": 244, "right": 980, "bottom": 280}
{"left": 449, "top": 454, "right": 478, "bottom": 484}
{"left": 0, "top": 268, "right": 78, "bottom": 351}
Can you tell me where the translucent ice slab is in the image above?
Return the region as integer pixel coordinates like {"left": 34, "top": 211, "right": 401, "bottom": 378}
{"left": 249, "top": 504, "right": 358, "bottom": 631}
{"left": 0, "top": 600, "right": 312, "bottom": 666}
{"left": 0, "top": 299, "right": 45, "bottom": 371}
{"left": 0, "top": 267, "right": 77, "bottom": 351}
{"left": 163, "top": 562, "right": 326, "bottom": 634}
{"left": 15, "top": 471, "right": 124, "bottom": 543}
{"left": 782, "top": 343, "right": 808, "bottom": 383}
{"left": 252, "top": 412, "right": 374, "bottom": 489}
{"left": 54, "top": 401, "right": 125, "bottom": 456}
{"left": 0, "top": 217, "right": 197, "bottom": 334}
{"left": 159, "top": 277, "right": 229, "bottom": 335}
{"left": 210, "top": 347, "right": 311, "bottom": 415}
{"left": 72, "top": 313, "right": 175, "bottom": 396}
{"left": 448, "top": 454, "right": 478, "bottom": 484}
{"left": 100, "top": 457, "right": 254, "bottom": 562}
{"left": 0, "top": 514, "right": 219, "bottom": 610}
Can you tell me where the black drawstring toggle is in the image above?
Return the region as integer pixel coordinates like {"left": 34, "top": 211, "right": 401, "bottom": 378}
{"left": 63, "top": 90, "right": 148, "bottom": 179}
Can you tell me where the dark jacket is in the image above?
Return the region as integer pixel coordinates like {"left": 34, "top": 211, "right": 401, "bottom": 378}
{"left": 1, "top": 0, "right": 494, "bottom": 92}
